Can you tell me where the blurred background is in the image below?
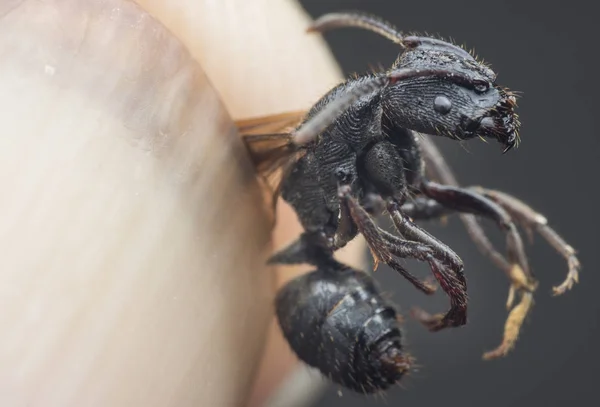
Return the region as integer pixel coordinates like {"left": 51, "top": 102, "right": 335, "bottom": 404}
{"left": 287, "top": 0, "right": 599, "bottom": 406}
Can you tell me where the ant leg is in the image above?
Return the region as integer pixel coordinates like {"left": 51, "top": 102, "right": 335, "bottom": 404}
{"left": 271, "top": 188, "right": 436, "bottom": 295}
{"left": 417, "top": 138, "right": 562, "bottom": 357}
{"left": 400, "top": 196, "right": 451, "bottom": 219}
{"left": 385, "top": 200, "right": 468, "bottom": 331}
{"left": 420, "top": 180, "right": 537, "bottom": 292}
{"left": 401, "top": 195, "right": 536, "bottom": 296}
{"left": 471, "top": 187, "right": 581, "bottom": 296}
{"left": 414, "top": 180, "right": 539, "bottom": 359}
{"left": 418, "top": 136, "right": 514, "bottom": 283}
{"left": 337, "top": 185, "right": 439, "bottom": 296}
{"left": 396, "top": 195, "right": 538, "bottom": 359}
{"left": 356, "top": 139, "right": 467, "bottom": 329}
{"left": 400, "top": 195, "right": 535, "bottom": 300}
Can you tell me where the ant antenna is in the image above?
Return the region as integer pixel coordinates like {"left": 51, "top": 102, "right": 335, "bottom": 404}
{"left": 308, "top": 11, "right": 406, "bottom": 46}
{"left": 308, "top": 12, "right": 473, "bottom": 60}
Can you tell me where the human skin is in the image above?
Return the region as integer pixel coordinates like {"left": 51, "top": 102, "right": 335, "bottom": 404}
{"left": 0, "top": 0, "right": 365, "bottom": 406}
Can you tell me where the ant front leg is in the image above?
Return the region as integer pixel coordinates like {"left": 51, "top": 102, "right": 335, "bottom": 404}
{"left": 337, "top": 184, "right": 437, "bottom": 295}
{"left": 358, "top": 140, "right": 468, "bottom": 330}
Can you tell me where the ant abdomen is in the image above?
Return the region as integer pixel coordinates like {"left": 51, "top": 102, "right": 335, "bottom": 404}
{"left": 275, "top": 263, "right": 410, "bottom": 393}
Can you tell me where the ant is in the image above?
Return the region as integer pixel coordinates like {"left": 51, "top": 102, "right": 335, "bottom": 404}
{"left": 237, "top": 11, "right": 581, "bottom": 394}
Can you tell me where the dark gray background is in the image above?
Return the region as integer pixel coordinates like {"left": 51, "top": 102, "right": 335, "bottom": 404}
{"left": 296, "top": 1, "right": 599, "bottom": 406}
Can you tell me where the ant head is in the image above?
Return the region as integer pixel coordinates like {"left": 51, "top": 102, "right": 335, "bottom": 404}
{"left": 384, "top": 36, "right": 520, "bottom": 153}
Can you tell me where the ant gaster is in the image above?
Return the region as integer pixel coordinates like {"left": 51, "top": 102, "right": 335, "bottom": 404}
{"left": 238, "top": 12, "right": 581, "bottom": 394}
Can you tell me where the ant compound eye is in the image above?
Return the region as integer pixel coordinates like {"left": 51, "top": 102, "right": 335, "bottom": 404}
{"left": 473, "top": 80, "right": 490, "bottom": 94}
{"left": 434, "top": 96, "right": 452, "bottom": 115}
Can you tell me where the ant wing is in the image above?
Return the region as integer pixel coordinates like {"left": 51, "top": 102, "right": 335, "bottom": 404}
{"left": 237, "top": 111, "right": 308, "bottom": 224}
{"left": 242, "top": 133, "right": 297, "bottom": 175}
{"left": 237, "top": 110, "right": 307, "bottom": 177}
{"left": 235, "top": 111, "right": 306, "bottom": 177}
{"left": 236, "top": 110, "right": 306, "bottom": 135}
{"left": 242, "top": 133, "right": 306, "bottom": 227}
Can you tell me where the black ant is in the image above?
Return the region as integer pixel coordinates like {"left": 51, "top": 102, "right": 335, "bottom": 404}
{"left": 237, "top": 11, "right": 581, "bottom": 394}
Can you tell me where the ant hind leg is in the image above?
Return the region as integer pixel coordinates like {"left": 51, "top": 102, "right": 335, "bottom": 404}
{"left": 419, "top": 179, "right": 538, "bottom": 297}
{"left": 397, "top": 189, "right": 537, "bottom": 359}
{"left": 418, "top": 136, "right": 519, "bottom": 288}
{"left": 471, "top": 187, "right": 581, "bottom": 296}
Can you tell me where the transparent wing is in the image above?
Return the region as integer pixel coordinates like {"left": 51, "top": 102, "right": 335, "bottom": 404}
{"left": 237, "top": 111, "right": 308, "bottom": 224}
